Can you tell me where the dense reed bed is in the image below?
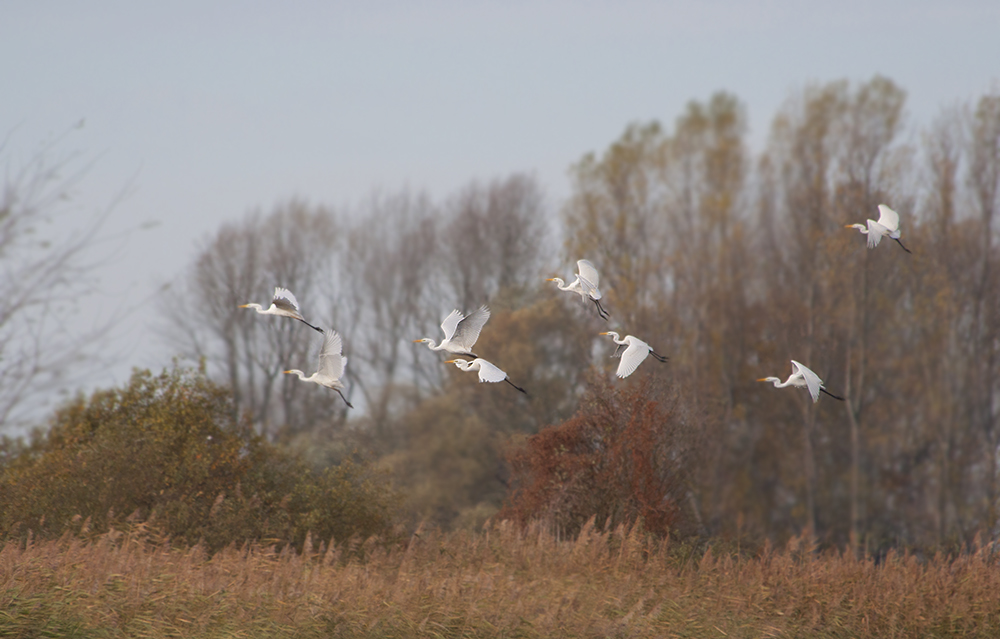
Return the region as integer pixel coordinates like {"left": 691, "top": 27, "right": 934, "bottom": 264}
{"left": 3, "top": 521, "right": 999, "bottom": 638}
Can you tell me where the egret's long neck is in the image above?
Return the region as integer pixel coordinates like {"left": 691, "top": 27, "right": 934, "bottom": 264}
{"left": 549, "top": 278, "right": 569, "bottom": 291}
{"left": 416, "top": 339, "right": 444, "bottom": 351}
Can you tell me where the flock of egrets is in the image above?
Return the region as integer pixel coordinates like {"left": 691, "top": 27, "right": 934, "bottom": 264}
{"left": 239, "top": 204, "right": 910, "bottom": 408}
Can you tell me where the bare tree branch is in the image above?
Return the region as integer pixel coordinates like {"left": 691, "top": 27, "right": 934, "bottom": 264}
{"left": 0, "top": 126, "right": 123, "bottom": 429}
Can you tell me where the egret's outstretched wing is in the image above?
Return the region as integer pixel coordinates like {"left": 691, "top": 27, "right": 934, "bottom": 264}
{"left": 272, "top": 287, "right": 301, "bottom": 313}
{"left": 790, "top": 360, "right": 821, "bottom": 403}
{"left": 439, "top": 309, "right": 463, "bottom": 342}
{"left": 317, "top": 330, "right": 347, "bottom": 381}
{"left": 576, "top": 260, "right": 601, "bottom": 297}
{"left": 578, "top": 276, "right": 601, "bottom": 300}
{"left": 451, "top": 305, "right": 491, "bottom": 351}
{"left": 876, "top": 204, "right": 900, "bottom": 233}
{"left": 865, "top": 219, "right": 887, "bottom": 248}
{"left": 474, "top": 358, "right": 508, "bottom": 383}
{"left": 617, "top": 338, "right": 651, "bottom": 378}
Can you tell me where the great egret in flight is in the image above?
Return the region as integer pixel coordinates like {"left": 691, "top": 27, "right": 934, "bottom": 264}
{"left": 845, "top": 204, "right": 912, "bottom": 253}
{"left": 757, "top": 360, "right": 843, "bottom": 403}
{"left": 414, "top": 305, "right": 491, "bottom": 358}
{"left": 599, "top": 331, "right": 668, "bottom": 378}
{"left": 240, "top": 287, "right": 324, "bottom": 333}
{"left": 444, "top": 358, "right": 527, "bottom": 394}
{"left": 547, "top": 259, "right": 609, "bottom": 320}
{"left": 285, "top": 330, "right": 353, "bottom": 408}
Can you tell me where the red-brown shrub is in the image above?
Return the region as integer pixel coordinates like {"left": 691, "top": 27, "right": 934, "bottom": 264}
{"left": 497, "top": 378, "right": 700, "bottom": 538}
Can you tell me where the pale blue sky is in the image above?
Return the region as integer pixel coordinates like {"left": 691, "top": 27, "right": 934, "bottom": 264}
{"left": 2, "top": 0, "right": 998, "bottom": 418}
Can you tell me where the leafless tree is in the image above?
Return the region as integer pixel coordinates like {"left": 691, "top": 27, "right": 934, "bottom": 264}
{"left": 920, "top": 107, "right": 970, "bottom": 544}
{"left": 340, "top": 189, "right": 442, "bottom": 437}
{"left": 0, "top": 127, "right": 119, "bottom": 430}
{"left": 967, "top": 92, "right": 1000, "bottom": 534}
{"left": 441, "top": 174, "right": 549, "bottom": 309}
{"left": 160, "top": 200, "right": 344, "bottom": 436}
{"left": 160, "top": 178, "right": 550, "bottom": 447}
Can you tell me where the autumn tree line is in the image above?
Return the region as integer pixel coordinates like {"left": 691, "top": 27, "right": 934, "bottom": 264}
{"left": 2, "top": 76, "right": 999, "bottom": 553}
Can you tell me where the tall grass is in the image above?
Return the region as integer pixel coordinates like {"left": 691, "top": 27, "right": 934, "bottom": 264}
{"left": 3, "top": 521, "right": 999, "bottom": 638}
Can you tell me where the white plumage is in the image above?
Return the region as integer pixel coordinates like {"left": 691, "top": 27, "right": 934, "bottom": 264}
{"left": 414, "top": 305, "right": 491, "bottom": 357}
{"left": 239, "top": 286, "right": 324, "bottom": 332}
{"left": 845, "top": 204, "right": 911, "bottom": 253}
{"left": 444, "top": 358, "right": 527, "bottom": 394}
{"left": 757, "top": 359, "right": 843, "bottom": 403}
{"left": 599, "top": 331, "right": 668, "bottom": 378}
{"left": 547, "top": 259, "right": 609, "bottom": 320}
{"left": 284, "top": 330, "right": 352, "bottom": 407}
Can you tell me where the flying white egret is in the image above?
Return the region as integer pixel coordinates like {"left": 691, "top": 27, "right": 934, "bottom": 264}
{"left": 284, "top": 330, "right": 353, "bottom": 408}
{"left": 414, "top": 305, "right": 491, "bottom": 358}
{"left": 239, "top": 287, "right": 324, "bottom": 332}
{"left": 599, "top": 331, "right": 668, "bottom": 378}
{"left": 444, "top": 358, "right": 527, "bottom": 394}
{"left": 547, "top": 259, "right": 609, "bottom": 320}
{"left": 845, "top": 204, "right": 912, "bottom": 253}
{"left": 757, "top": 360, "right": 844, "bottom": 403}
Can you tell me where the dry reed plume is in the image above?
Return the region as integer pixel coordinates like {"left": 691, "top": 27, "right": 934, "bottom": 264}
{"left": 3, "top": 521, "right": 999, "bottom": 638}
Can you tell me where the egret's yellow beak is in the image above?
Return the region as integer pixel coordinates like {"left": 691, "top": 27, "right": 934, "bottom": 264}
{"left": 545, "top": 278, "right": 557, "bottom": 281}
{"left": 843, "top": 224, "right": 854, "bottom": 229}
{"left": 238, "top": 304, "right": 250, "bottom": 308}
{"left": 599, "top": 332, "right": 610, "bottom": 335}
{"left": 412, "top": 339, "right": 423, "bottom": 343}
{"left": 444, "top": 359, "right": 456, "bottom": 364}
{"left": 283, "top": 370, "right": 293, "bottom": 374}
{"left": 756, "top": 378, "right": 769, "bottom": 382}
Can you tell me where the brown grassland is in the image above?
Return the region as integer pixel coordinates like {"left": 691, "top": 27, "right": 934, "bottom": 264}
{"left": 3, "top": 521, "right": 999, "bottom": 638}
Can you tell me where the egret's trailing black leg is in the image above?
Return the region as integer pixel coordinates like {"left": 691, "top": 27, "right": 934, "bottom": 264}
{"left": 592, "top": 298, "right": 610, "bottom": 320}
{"left": 894, "top": 237, "right": 912, "bottom": 254}
{"left": 299, "top": 318, "right": 325, "bottom": 333}
{"left": 650, "top": 350, "right": 669, "bottom": 363}
{"left": 335, "top": 388, "right": 354, "bottom": 408}
{"left": 504, "top": 378, "right": 527, "bottom": 394}
{"left": 820, "top": 387, "right": 844, "bottom": 401}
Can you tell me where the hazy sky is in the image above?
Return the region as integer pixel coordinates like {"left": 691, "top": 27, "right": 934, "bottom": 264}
{"left": 2, "top": 0, "right": 998, "bottom": 417}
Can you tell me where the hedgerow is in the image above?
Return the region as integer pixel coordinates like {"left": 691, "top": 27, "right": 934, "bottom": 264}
{"left": 0, "top": 366, "right": 398, "bottom": 550}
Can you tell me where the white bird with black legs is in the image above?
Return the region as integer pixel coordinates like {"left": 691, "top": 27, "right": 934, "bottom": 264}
{"left": 414, "top": 305, "right": 491, "bottom": 358}
{"left": 845, "top": 204, "right": 912, "bottom": 253}
{"left": 284, "top": 330, "right": 353, "bottom": 408}
{"left": 547, "top": 259, "right": 609, "bottom": 320}
{"left": 599, "top": 331, "right": 668, "bottom": 378}
{"left": 239, "top": 287, "right": 324, "bottom": 332}
{"left": 757, "top": 360, "right": 844, "bottom": 403}
{"left": 444, "top": 358, "right": 527, "bottom": 394}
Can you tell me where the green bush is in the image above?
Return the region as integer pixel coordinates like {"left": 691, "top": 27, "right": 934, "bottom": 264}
{"left": 0, "top": 367, "right": 398, "bottom": 550}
